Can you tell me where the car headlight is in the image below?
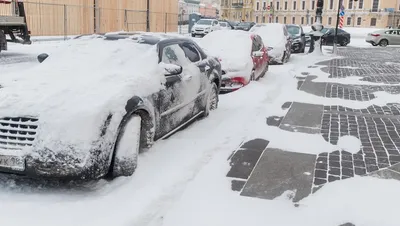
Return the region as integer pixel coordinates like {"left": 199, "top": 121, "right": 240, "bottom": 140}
{"left": 205, "top": 27, "right": 210, "bottom": 30}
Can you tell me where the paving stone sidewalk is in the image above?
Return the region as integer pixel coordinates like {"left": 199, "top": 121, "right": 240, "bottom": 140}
{"left": 225, "top": 47, "right": 400, "bottom": 207}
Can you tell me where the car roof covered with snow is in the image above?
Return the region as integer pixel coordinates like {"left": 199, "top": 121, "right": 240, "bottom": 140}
{"left": 198, "top": 30, "right": 253, "bottom": 72}
{"left": 253, "top": 23, "right": 286, "bottom": 47}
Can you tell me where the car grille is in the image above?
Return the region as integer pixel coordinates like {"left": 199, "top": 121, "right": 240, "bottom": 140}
{"left": 0, "top": 117, "right": 39, "bottom": 150}
{"left": 195, "top": 28, "right": 204, "bottom": 31}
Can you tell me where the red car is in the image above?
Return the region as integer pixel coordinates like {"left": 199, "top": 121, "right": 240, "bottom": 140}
{"left": 199, "top": 30, "right": 269, "bottom": 93}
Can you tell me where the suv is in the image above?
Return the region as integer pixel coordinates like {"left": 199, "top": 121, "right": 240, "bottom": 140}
{"left": 286, "top": 24, "right": 306, "bottom": 53}
{"left": 191, "top": 19, "right": 221, "bottom": 37}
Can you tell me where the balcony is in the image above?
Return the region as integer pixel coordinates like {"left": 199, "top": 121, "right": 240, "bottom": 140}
{"left": 232, "top": 2, "right": 244, "bottom": 8}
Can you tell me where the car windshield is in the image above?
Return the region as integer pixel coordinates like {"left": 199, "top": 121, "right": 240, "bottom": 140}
{"left": 220, "top": 22, "right": 227, "bottom": 27}
{"left": 238, "top": 22, "right": 251, "bottom": 26}
{"left": 287, "top": 26, "right": 300, "bottom": 36}
{"left": 197, "top": 20, "right": 212, "bottom": 25}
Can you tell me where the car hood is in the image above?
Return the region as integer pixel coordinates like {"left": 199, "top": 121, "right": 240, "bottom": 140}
{"left": 0, "top": 36, "right": 164, "bottom": 154}
{"left": 218, "top": 55, "right": 253, "bottom": 76}
{"left": 193, "top": 24, "right": 211, "bottom": 29}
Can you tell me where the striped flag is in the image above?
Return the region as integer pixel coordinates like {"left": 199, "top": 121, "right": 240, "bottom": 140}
{"left": 338, "top": 0, "right": 345, "bottom": 28}
{"left": 339, "top": 16, "right": 344, "bottom": 28}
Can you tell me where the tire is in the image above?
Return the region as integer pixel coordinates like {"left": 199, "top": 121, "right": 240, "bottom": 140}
{"left": 340, "top": 38, "right": 348, "bottom": 46}
{"left": 111, "top": 115, "right": 142, "bottom": 178}
{"left": 203, "top": 83, "right": 219, "bottom": 117}
{"left": 379, "top": 39, "right": 388, "bottom": 47}
{"left": 191, "top": 34, "right": 195, "bottom": 37}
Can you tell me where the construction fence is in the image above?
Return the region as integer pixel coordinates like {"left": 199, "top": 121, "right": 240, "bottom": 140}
{"left": 1, "top": 1, "right": 184, "bottom": 36}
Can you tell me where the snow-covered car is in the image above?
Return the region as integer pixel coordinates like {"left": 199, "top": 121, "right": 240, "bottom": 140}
{"left": 286, "top": 24, "right": 306, "bottom": 53}
{"left": 0, "top": 33, "right": 222, "bottom": 180}
{"left": 198, "top": 30, "right": 269, "bottom": 93}
{"left": 254, "top": 23, "right": 292, "bottom": 64}
{"left": 219, "top": 21, "right": 233, "bottom": 30}
{"left": 191, "top": 19, "right": 221, "bottom": 37}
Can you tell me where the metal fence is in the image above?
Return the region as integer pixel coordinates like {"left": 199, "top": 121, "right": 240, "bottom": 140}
{"left": 1, "top": 1, "right": 188, "bottom": 37}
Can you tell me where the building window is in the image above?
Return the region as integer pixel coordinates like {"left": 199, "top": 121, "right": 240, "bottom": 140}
{"left": 276, "top": 2, "right": 280, "bottom": 10}
{"left": 270, "top": 2, "right": 273, "bottom": 8}
{"left": 370, "top": 18, "right": 377, "bottom": 26}
{"left": 284, "top": 16, "right": 287, "bottom": 23}
{"left": 347, "top": 17, "right": 351, "bottom": 25}
{"left": 276, "top": 16, "right": 279, "bottom": 22}
{"left": 263, "top": 16, "right": 266, "bottom": 22}
{"left": 293, "top": 1, "right": 296, "bottom": 10}
{"left": 348, "top": 0, "right": 353, "bottom": 9}
{"left": 358, "top": 0, "right": 363, "bottom": 9}
{"left": 256, "top": 2, "right": 260, "bottom": 10}
{"left": 311, "top": 0, "right": 315, "bottom": 9}
{"left": 263, "top": 1, "right": 266, "bottom": 9}
{"left": 328, "top": 17, "right": 332, "bottom": 25}
{"left": 372, "top": 0, "right": 379, "bottom": 12}
{"left": 329, "top": 0, "right": 333, "bottom": 9}
{"left": 256, "top": 16, "right": 259, "bottom": 23}
{"left": 301, "top": 17, "right": 304, "bottom": 24}
{"left": 357, "top": 17, "right": 361, "bottom": 25}
{"left": 292, "top": 17, "right": 296, "bottom": 24}
{"left": 302, "top": 1, "right": 305, "bottom": 10}
{"left": 284, "top": 1, "right": 288, "bottom": 10}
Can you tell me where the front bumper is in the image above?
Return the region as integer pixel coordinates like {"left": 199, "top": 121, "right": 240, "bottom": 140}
{"left": 0, "top": 146, "right": 112, "bottom": 180}
{"left": 191, "top": 29, "right": 210, "bottom": 36}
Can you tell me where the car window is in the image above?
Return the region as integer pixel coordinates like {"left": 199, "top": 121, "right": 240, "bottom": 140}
{"left": 213, "top": 21, "right": 218, "bottom": 25}
{"left": 197, "top": 20, "right": 212, "bottom": 25}
{"left": 180, "top": 42, "right": 201, "bottom": 63}
{"left": 220, "top": 22, "right": 226, "bottom": 27}
{"left": 252, "top": 36, "right": 263, "bottom": 51}
{"left": 161, "top": 44, "right": 188, "bottom": 66}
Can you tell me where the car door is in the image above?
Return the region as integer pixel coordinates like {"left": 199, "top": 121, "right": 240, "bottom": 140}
{"left": 325, "top": 28, "right": 335, "bottom": 44}
{"left": 180, "top": 41, "right": 209, "bottom": 116}
{"left": 392, "top": 30, "right": 400, "bottom": 45}
{"left": 157, "top": 43, "right": 199, "bottom": 138}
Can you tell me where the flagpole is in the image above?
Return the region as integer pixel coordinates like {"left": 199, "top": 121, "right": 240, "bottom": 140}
{"left": 333, "top": 0, "right": 342, "bottom": 55}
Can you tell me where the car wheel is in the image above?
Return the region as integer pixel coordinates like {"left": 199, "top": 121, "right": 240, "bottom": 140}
{"left": 191, "top": 34, "right": 195, "bottom": 37}
{"left": 111, "top": 114, "right": 142, "bottom": 178}
{"left": 379, "top": 39, "right": 388, "bottom": 47}
{"left": 203, "top": 83, "right": 219, "bottom": 117}
{"left": 340, "top": 38, "right": 348, "bottom": 46}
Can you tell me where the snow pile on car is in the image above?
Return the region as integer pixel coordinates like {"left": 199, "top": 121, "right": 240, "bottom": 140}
{"left": 0, "top": 35, "right": 165, "bottom": 156}
{"left": 197, "top": 30, "right": 253, "bottom": 75}
{"left": 254, "top": 23, "right": 286, "bottom": 48}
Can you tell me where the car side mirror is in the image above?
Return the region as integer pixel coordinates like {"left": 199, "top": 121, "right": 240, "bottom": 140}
{"left": 160, "top": 63, "right": 183, "bottom": 76}
{"left": 252, "top": 51, "right": 263, "bottom": 57}
{"left": 301, "top": 33, "right": 305, "bottom": 37}
{"left": 37, "top": 53, "right": 49, "bottom": 63}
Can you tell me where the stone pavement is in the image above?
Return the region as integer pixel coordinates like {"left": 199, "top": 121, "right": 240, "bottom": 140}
{"left": 224, "top": 47, "right": 400, "bottom": 207}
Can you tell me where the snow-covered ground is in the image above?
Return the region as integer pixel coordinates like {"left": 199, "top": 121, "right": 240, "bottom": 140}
{"left": 1, "top": 31, "right": 400, "bottom": 226}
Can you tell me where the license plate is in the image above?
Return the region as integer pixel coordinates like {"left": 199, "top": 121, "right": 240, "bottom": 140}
{"left": 0, "top": 155, "right": 25, "bottom": 171}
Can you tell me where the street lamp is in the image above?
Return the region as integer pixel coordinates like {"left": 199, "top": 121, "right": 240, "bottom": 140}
{"left": 333, "top": 0, "right": 358, "bottom": 54}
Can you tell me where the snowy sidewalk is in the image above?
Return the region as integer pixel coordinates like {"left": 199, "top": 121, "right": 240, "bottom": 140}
{"left": 162, "top": 47, "right": 400, "bottom": 226}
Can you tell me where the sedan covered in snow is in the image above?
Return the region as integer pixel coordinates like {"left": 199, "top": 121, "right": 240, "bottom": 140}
{"left": 198, "top": 30, "right": 269, "bottom": 93}
{"left": 0, "top": 33, "right": 222, "bottom": 180}
{"left": 254, "top": 23, "right": 292, "bottom": 64}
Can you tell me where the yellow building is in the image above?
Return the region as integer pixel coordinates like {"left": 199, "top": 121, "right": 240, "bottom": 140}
{"left": 221, "top": 0, "right": 255, "bottom": 21}
{"left": 223, "top": 0, "right": 400, "bottom": 28}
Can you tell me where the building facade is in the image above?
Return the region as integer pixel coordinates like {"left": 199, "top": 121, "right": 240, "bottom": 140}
{"left": 222, "top": 0, "right": 400, "bottom": 28}
{"left": 221, "top": 0, "right": 254, "bottom": 21}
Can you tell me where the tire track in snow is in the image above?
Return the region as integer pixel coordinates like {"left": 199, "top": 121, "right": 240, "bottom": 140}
{"left": 130, "top": 63, "right": 291, "bottom": 226}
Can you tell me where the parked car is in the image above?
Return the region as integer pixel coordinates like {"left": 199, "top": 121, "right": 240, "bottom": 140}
{"left": 0, "top": 32, "right": 222, "bottom": 180}
{"left": 321, "top": 27, "right": 351, "bottom": 46}
{"left": 249, "top": 23, "right": 267, "bottom": 32}
{"left": 198, "top": 30, "right": 269, "bottom": 93}
{"left": 191, "top": 19, "right": 221, "bottom": 37}
{"left": 234, "top": 22, "right": 256, "bottom": 31}
{"left": 365, "top": 29, "right": 399, "bottom": 47}
{"left": 286, "top": 24, "right": 306, "bottom": 53}
{"left": 254, "top": 23, "right": 292, "bottom": 64}
{"left": 219, "top": 21, "right": 233, "bottom": 30}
